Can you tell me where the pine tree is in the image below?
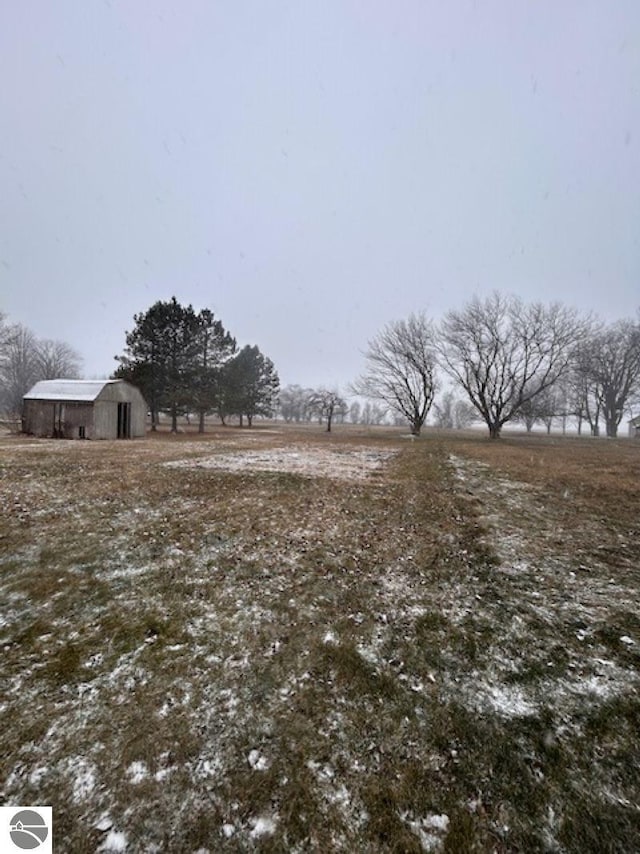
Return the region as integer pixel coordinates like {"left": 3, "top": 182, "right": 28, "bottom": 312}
{"left": 115, "top": 297, "right": 202, "bottom": 432}
{"left": 219, "top": 345, "right": 279, "bottom": 427}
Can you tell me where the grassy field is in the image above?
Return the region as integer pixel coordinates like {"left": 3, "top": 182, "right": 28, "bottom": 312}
{"left": 1, "top": 425, "right": 639, "bottom": 853}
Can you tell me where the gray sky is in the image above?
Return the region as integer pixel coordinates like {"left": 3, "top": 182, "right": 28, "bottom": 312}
{"left": 1, "top": 1, "right": 639, "bottom": 389}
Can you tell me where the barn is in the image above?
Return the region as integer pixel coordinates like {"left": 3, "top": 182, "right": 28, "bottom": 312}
{"left": 22, "top": 379, "right": 147, "bottom": 440}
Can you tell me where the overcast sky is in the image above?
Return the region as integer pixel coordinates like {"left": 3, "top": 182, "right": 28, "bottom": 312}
{"left": 1, "top": 1, "right": 639, "bottom": 389}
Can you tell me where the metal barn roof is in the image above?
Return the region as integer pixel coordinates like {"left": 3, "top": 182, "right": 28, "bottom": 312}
{"left": 24, "top": 379, "right": 123, "bottom": 402}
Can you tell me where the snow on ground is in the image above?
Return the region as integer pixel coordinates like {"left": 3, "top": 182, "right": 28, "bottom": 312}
{"left": 165, "top": 445, "right": 397, "bottom": 481}
{"left": 446, "top": 452, "right": 639, "bottom": 721}
{"left": 2, "top": 435, "right": 638, "bottom": 851}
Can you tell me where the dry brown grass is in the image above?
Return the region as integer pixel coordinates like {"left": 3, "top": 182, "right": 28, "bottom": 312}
{"left": 0, "top": 424, "right": 639, "bottom": 852}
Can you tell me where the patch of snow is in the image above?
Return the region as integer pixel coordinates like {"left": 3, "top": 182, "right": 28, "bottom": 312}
{"left": 126, "top": 761, "right": 149, "bottom": 784}
{"left": 98, "top": 830, "right": 128, "bottom": 852}
{"left": 154, "top": 767, "right": 173, "bottom": 782}
{"left": 28, "top": 766, "right": 48, "bottom": 786}
{"left": 65, "top": 756, "right": 96, "bottom": 803}
{"left": 327, "top": 784, "right": 350, "bottom": 808}
{"left": 94, "top": 814, "right": 113, "bottom": 832}
{"left": 357, "top": 644, "right": 378, "bottom": 665}
{"left": 248, "top": 749, "right": 270, "bottom": 771}
{"left": 195, "top": 758, "right": 222, "bottom": 779}
{"left": 249, "top": 815, "right": 277, "bottom": 838}
{"left": 165, "top": 445, "right": 397, "bottom": 482}
{"left": 425, "top": 814, "right": 450, "bottom": 832}
{"left": 307, "top": 760, "right": 334, "bottom": 781}
{"left": 400, "top": 811, "right": 450, "bottom": 851}
{"left": 471, "top": 683, "right": 538, "bottom": 718}
{"left": 620, "top": 635, "right": 635, "bottom": 645}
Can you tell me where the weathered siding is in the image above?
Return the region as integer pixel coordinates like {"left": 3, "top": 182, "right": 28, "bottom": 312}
{"left": 23, "top": 400, "right": 54, "bottom": 437}
{"left": 22, "top": 400, "right": 95, "bottom": 438}
{"left": 59, "top": 403, "right": 95, "bottom": 439}
{"left": 95, "top": 383, "right": 147, "bottom": 438}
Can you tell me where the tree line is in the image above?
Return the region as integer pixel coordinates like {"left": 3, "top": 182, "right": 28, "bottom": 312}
{"left": 278, "top": 385, "right": 402, "bottom": 430}
{"left": 114, "top": 297, "right": 279, "bottom": 432}
{"left": 3, "top": 292, "right": 638, "bottom": 440}
{"left": 353, "top": 293, "right": 640, "bottom": 438}
{"left": 0, "top": 312, "right": 82, "bottom": 416}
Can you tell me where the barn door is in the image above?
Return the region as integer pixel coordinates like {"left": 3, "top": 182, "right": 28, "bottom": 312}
{"left": 117, "top": 402, "right": 131, "bottom": 439}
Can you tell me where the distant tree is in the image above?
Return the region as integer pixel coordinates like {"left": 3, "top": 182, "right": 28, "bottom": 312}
{"left": 453, "top": 399, "right": 476, "bottom": 429}
{"left": 433, "top": 390, "right": 477, "bottom": 430}
{"left": 348, "top": 400, "right": 361, "bottom": 425}
{"left": 33, "top": 339, "right": 81, "bottom": 380}
{"left": 515, "top": 396, "right": 538, "bottom": 433}
{"left": 309, "top": 388, "right": 347, "bottom": 433}
{"left": 567, "top": 341, "right": 603, "bottom": 436}
{"left": 219, "top": 345, "right": 279, "bottom": 427}
{"left": 352, "top": 313, "right": 437, "bottom": 436}
{"left": 533, "top": 385, "right": 561, "bottom": 434}
{"left": 579, "top": 319, "right": 640, "bottom": 437}
{"left": 439, "top": 293, "right": 584, "bottom": 439}
{"left": 0, "top": 318, "right": 82, "bottom": 415}
{"left": 433, "top": 390, "right": 455, "bottom": 429}
{"left": 370, "top": 403, "right": 388, "bottom": 425}
{"left": 513, "top": 378, "right": 559, "bottom": 433}
{"left": 279, "top": 384, "right": 314, "bottom": 422}
{"left": 308, "top": 388, "right": 347, "bottom": 432}
{"left": 0, "top": 323, "right": 38, "bottom": 414}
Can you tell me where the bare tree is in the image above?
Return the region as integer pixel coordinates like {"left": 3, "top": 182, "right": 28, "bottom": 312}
{"left": 567, "top": 342, "right": 603, "bottom": 436}
{"left": 0, "top": 323, "right": 39, "bottom": 415}
{"left": 439, "top": 293, "right": 584, "bottom": 439}
{"left": 279, "top": 385, "right": 315, "bottom": 422}
{"left": 0, "top": 315, "right": 83, "bottom": 416}
{"left": 514, "top": 380, "right": 561, "bottom": 433}
{"left": 579, "top": 319, "right": 640, "bottom": 437}
{"left": 348, "top": 400, "right": 361, "bottom": 425}
{"left": 454, "top": 398, "right": 476, "bottom": 429}
{"left": 370, "top": 402, "right": 388, "bottom": 425}
{"left": 434, "top": 389, "right": 478, "bottom": 430}
{"left": 433, "top": 389, "right": 455, "bottom": 429}
{"left": 307, "top": 388, "right": 347, "bottom": 432}
{"left": 34, "top": 338, "right": 82, "bottom": 380}
{"left": 352, "top": 313, "right": 437, "bottom": 436}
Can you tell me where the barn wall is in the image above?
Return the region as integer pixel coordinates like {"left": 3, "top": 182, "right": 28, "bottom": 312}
{"left": 59, "top": 403, "right": 95, "bottom": 439}
{"left": 92, "top": 401, "right": 118, "bottom": 439}
{"left": 96, "top": 383, "right": 147, "bottom": 438}
{"left": 23, "top": 400, "right": 55, "bottom": 437}
{"left": 22, "top": 401, "right": 95, "bottom": 438}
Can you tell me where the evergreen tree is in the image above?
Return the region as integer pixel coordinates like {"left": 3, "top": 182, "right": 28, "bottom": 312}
{"left": 115, "top": 297, "right": 202, "bottom": 432}
{"left": 219, "top": 345, "right": 279, "bottom": 427}
{"left": 191, "top": 309, "right": 236, "bottom": 433}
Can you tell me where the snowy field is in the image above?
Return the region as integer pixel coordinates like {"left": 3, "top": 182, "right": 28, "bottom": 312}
{"left": 0, "top": 426, "right": 639, "bottom": 852}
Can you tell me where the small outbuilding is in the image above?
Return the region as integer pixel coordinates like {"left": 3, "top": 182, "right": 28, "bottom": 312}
{"left": 628, "top": 415, "right": 640, "bottom": 439}
{"left": 23, "top": 379, "right": 147, "bottom": 440}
